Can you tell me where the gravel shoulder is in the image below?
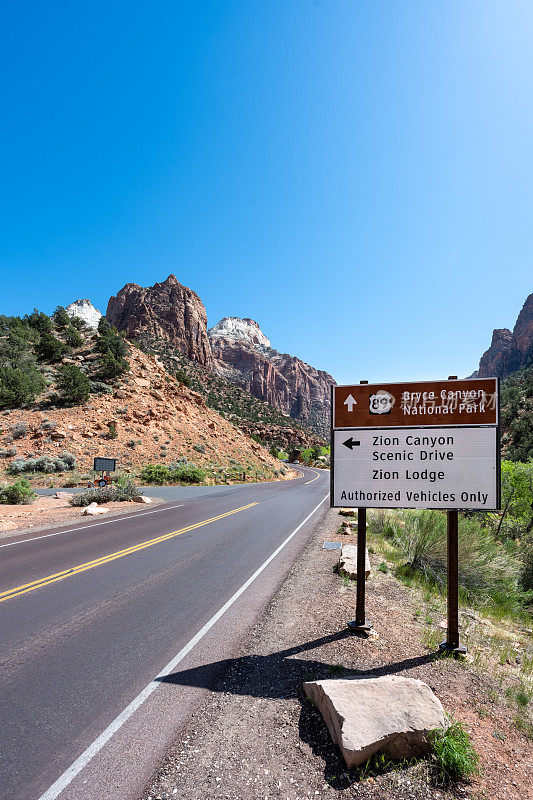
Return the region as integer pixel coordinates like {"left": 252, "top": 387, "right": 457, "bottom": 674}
{"left": 141, "top": 509, "right": 532, "bottom": 800}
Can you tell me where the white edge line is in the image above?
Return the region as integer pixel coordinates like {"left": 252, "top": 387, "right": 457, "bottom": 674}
{"left": 0, "top": 504, "right": 184, "bottom": 549}
{"left": 36, "top": 492, "right": 329, "bottom": 800}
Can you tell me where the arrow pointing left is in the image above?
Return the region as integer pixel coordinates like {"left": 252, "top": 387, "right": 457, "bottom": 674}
{"left": 342, "top": 437, "right": 361, "bottom": 450}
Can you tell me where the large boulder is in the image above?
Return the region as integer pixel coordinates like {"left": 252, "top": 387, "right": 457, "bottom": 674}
{"left": 337, "top": 544, "right": 371, "bottom": 579}
{"left": 303, "top": 676, "right": 446, "bottom": 768}
{"left": 82, "top": 503, "right": 110, "bottom": 516}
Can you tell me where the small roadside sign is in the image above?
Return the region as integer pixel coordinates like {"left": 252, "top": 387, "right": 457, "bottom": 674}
{"left": 93, "top": 457, "right": 117, "bottom": 473}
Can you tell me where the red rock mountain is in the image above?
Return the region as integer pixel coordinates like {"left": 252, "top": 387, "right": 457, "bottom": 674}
{"left": 106, "top": 275, "right": 214, "bottom": 368}
{"left": 475, "top": 293, "right": 533, "bottom": 378}
{"left": 208, "top": 317, "right": 335, "bottom": 434}
{"left": 106, "top": 277, "right": 335, "bottom": 434}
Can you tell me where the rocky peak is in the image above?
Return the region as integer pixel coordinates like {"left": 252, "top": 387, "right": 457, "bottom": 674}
{"left": 476, "top": 293, "right": 533, "bottom": 378}
{"left": 208, "top": 317, "right": 271, "bottom": 350}
{"left": 106, "top": 277, "right": 214, "bottom": 368}
{"left": 65, "top": 299, "right": 102, "bottom": 329}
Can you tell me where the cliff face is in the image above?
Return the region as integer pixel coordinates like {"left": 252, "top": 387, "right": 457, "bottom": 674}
{"left": 106, "top": 275, "right": 214, "bottom": 368}
{"left": 106, "top": 278, "right": 335, "bottom": 435}
{"left": 208, "top": 317, "right": 335, "bottom": 434}
{"left": 477, "top": 294, "right": 533, "bottom": 378}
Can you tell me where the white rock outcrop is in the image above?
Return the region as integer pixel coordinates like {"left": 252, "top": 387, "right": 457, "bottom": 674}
{"left": 303, "top": 676, "right": 446, "bottom": 768}
{"left": 66, "top": 299, "right": 102, "bottom": 329}
{"left": 208, "top": 317, "right": 271, "bottom": 350}
{"left": 337, "top": 544, "right": 371, "bottom": 579}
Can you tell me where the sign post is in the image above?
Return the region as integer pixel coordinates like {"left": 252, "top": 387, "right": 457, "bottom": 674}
{"left": 331, "top": 377, "right": 500, "bottom": 651}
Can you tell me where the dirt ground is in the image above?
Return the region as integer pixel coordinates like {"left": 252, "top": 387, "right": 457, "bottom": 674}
{"left": 0, "top": 494, "right": 164, "bottom": 539}
{"left": 141, "top": 509, "right": 532, "bottom": 800}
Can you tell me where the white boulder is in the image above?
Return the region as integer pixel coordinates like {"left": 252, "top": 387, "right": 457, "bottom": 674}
{"left": 303, "top": 675, "right": 446, "bottom": 768}
{"left": 81, "top": 502, "right": 110, "bottom": 516}
{"left": 338, "top": 544, "right": 371, "bottom": 579}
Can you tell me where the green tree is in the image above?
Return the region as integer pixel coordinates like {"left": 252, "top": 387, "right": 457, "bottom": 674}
{"left": 37, "top": 333, "right": 70, "bottom": 362}
{"left": 0, "top": 364, "right": 45, "bottom": 408}
{"left": 64, "top": 325, "right": 83, "bottom": 348}
{"left": 53, "top": 306, "right": 70, "bottom": 328}
{"left": 25, "top": 309, "right": 52, "bottom": 334}
{"left": 57, "top": 364, "right": 90, "bottom": 403}
{"left": 99, "top": 351, "right": 128, "bottom": 380}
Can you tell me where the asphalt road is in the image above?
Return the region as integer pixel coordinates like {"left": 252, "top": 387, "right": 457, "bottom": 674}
{"left": 0, "top": 467, "right": 330, "bottom": 800}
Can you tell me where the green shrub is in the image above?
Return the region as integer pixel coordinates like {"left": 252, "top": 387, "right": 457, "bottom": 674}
{"left": 68, "top": 479, "right": 138, "bottom": 506}
{"left": 138, "top": 462, "right": 205, "bottom": 485}
{"left": 7, "top": 453, "right": 76, "bottom": 474}
{"left": 37, "top": 333, "right": 69, "bottom": 362}
{"left": 53, "top": 306, "right": 70, "bottom": 328}
{"left": 0, "top": 364, "right": 45, "bottom": 408}
{"left": 388, "top": 509, "right": 522, "bottom": 609}
{"left": 176, "top": 370, "right": 191, "bottom": 387}
{"left": 89, "top": 380, "right": 113, "bottom": 394}
{"left": 99, "top": 352, "right": 128, "bottom": 380}
{"left": 107, "top": 421, "right": 118, "bottom": 439}
{"left": 57, "top": 364, "right": 90, "bottom": 403}
{"left": 0, "top": 478, "right": 36, "bottom": 505}
{"left": 25, "top": 309, "right": 52, "bottom": 334}
{"left": 64, "top": 325, "right": 84, "bottom": 348}
{"left": 430, "top": 720, "right": 479, "bottom": 781}
{"left": 138, "top": 464, "right": 170, "bottom": 485}
{"left": 11, "top": 423, "right": 28, "bottom": 439}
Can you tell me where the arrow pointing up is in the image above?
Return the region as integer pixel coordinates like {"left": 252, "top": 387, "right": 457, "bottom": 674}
{"left": 343, "top": 394, "right": 357, "bottom": 412}
{"left": 342, "top": 437, "right": 361, "bottom": 450}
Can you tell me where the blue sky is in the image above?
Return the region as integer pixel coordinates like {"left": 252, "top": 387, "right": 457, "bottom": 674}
{"left": 1, "top": 1, "right": 531, "bottom": 384}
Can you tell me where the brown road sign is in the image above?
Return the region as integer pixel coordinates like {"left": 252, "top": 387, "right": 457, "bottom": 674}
{"left": 333, "top": 378, "right": 498, "bottom": 429}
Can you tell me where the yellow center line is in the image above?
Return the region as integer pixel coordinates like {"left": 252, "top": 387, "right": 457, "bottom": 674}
{"left": 305, "top": 471, "right": 320, "bottom": 484}
{"left": 0, "top": 502, "right": 258, "bottom": 604}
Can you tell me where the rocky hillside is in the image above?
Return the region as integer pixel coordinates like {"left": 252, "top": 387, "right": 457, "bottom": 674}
{"left": 137, "top": 336, "right": 325, "bottom": 454}
{"left": 474, "top": 293, "right": 533, "bottom": 378}
{"left": 0, "top": 308, "right": 293, "bottom": 484}
{"left": 0, "top": 346, "right": 292, "bottom": 485}
{"left": 105, "top": 275, "right": 335, "bottom": 436}
{"left": 106, "top": 275, "right": 214, "bottom": 368}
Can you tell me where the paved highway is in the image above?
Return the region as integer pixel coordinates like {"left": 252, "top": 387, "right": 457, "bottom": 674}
{"left": 0, "top": 466, "right": 329, "bottom": 800}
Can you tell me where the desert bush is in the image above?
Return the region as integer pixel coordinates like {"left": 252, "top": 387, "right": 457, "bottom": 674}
{"left": 176, "top": 370, "right": 191, "bottom": 387}
{"left": 7, "top": 452, "right": 76, "bottom": 474}
{"left": 0, "top": 447, "right": 17, "bottom": 457}
{"left": 0, "top": 364, "right": 45, "bottom": 409}
{"left": 11, "top": 423, "right": 28, "bottom": 439}
{"left": 68, "top": 479, "right": 138, "bottom": 506}
{"left": 64, "top": 325, "right": 84, "bottom": 348}
{"left": 138, "top": 462, "right": 205, "bottom": 485}
{"left": 37, "top": 333, "right": 69, "bottom": 362}
{"left": 98, "top": 352, "right": 128, "bottom": 381}
{"left": 193, "top": 443, "right": 205, "bottom": 453}
{"left": 389, "top": 509, "right": 522, "bottom": 609}
{"left": 25, "top": 309, "right": 52, "bottom": 335}
{"left": 0, "top": 478, "right": 36, "bottom": 505}
{"left": 53, "top": 306, "right": 70, "bottom": 328}
{"left": 89, "top": 380, "right": 113, "bottom": 395}
{"left": 57, "top": 364, "right": 90, "bottom": 403}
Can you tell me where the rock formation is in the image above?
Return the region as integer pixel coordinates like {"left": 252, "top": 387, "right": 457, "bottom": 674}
{"left": 66, "top": 299, "right": 102, "bottom": 329}
{"left": 106, "top": 275, "right": 214, "bottom": 368}
{"left": 208, "top": 317, "right": 335, "bottom": 434}
{"left": 476, "top": 293, "right": 533, "bottom": 378}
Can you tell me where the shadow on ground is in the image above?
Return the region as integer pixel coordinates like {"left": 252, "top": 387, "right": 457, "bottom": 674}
{"left": 157, "top": 629, "right": 441, "bottom": 789}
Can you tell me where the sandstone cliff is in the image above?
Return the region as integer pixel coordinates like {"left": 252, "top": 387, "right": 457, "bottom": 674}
{"left": 476, "top": 293, "right": 533, "bottom": 378}
{"left": 105, "top": 277, "right": 335, "bottom": 436}
{"left": 208, "top": 317, "right": 335, "bottom": 435}
{"left": 106, "top": 275, "right": 214, "bottom": 368}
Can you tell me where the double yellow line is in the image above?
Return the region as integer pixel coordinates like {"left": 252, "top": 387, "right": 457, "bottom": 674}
{"left": 0, "top": 502, "right": 258, "bottom": 605}
{"left": 304, "top": 470, "right": 320, "bottom": 485}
